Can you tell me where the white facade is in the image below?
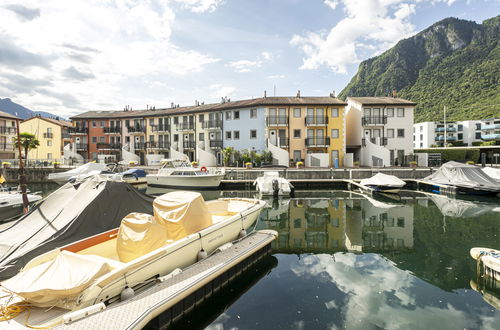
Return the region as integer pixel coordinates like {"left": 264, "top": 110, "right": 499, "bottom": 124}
{"left": 413, "top": 119, "right": 488, "bottom": 149}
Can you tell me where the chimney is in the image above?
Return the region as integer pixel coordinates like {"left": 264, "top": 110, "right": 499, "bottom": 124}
{"left": 264, "top": 90, "right": 267, "bottom": 98}
{"left": 392, "top": 89, "right": 397, "bottom": 98}
{"left": 330, "top": 90, "right": 336, "bottom": 98}
{"left": 296, "top": 90, "right": 301, "bottom": 98}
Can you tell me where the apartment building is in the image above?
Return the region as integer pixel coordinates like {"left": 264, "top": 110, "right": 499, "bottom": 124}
{"left": 0, "top": 110, "right": 19, "bottom": 159}
{"left": 20, "top": 116, "right": 71, "bottom": 160}
{"left": 346, "top": 97, "right": 416, "bottom": 166}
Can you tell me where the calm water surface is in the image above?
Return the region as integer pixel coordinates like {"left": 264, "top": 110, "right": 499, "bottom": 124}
{"left": 30, "top": 185, "right": 500, "bottom": 329}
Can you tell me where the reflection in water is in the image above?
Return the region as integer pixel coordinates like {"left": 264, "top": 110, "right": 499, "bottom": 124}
{"left": 471, "top": 276, "right": 500, "bottom": 311}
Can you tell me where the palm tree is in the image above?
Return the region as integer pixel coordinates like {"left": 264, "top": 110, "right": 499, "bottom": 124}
{"left": 15, "top": 132, "right": 40, "bottom": 161}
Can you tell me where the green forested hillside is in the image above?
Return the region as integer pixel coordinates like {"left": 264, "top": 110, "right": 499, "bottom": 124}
{"left": 339, "top": 16, "right": 500, "bottom": 122}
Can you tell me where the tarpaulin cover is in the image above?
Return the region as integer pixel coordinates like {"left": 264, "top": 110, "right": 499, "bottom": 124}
{"left": 0, "top": 176, "right": 154, "bottom": 280}
{"left": 116, "top": 212, "right": 168, "bottom": 262}
{"left": 1, "top": 250, "right": 112, "bottom": 308}
{"left": 47, "top": 162, "right": 108, "bottom": 182}
{"left": 360, "top": 173, "right": 406, "bottom": 188}
{"left": 121, "top": 168, "right": 147, "bottom": 178}
{"left": 424, "top": 161, "right": 500, "bottom": 192}
{"left": 482, "top": 167, "right": 500, "bottom": 183}
{"left": 153, "top": 191, "right": 212, "bottom": 241}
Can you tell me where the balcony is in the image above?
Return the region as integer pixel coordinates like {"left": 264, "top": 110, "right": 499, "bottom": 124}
{"left": 266, "top": 116, "right": 288, "bottom": 126}
{"left": 0, "top": 143, "right": 15, "bottom": 151}
{"left": 305, "top": 116, "right": 328, "bottom": 126}
{"left": 209, "top": 140, "right": 223, "bottom": 149}
{"left": 62, "top": 133, "right": 71, "bottom": 139}
{"left": 435, "top": 136, "right": 457, "bottom": 141}
{"left": 0, "top": 126, "right": 16, "bottom": 134}
{"left": 97, "top": 143, "right": 121, "bottom": 150}
{"left": 177, "top": 122, "right": 195, "bottom": 131}
{"left": 151, "top": 125, "right": 170, "bottom": 133}
{"left": 362, "top": 137, "right": 388, "bottom": 146}
{"left": 127, "top": 126, "right": 146, "bottom": 134}
{"left": 305, "top": 137, "right": 330, "bottom": 147}
{"left": 362, "top": 116, "right": 387, "bottom": 126}
{"left": 148, "top": 141, "right": 170, "bottom": 150}
{"left": 202, "top": 120, "right": 222, "bottom": 130}
{"left": 76, "top": 143, "right": 88, "bottom": 150}
{"left": 276, "top": 138, "right": 289, "bottom": 148}
{"left": 481, "top": 124, "right": 500, "bottom": 130}
{"left": 43, "top": 133, "right": 53, "bottom": 139}
{"left": 481, "top": 134, "right": 500, "bottom": 141}
{"left": 183, "top": 141, "right": 196, "bottom": 149}
{"left": 103, "top": 127, "right": 121, "bottom": 134}
{"left": 134, "top": 142, "right": 147, "bottom": 150}
{"left": 435, "top": 127, "right": 456, "bottom": 132}
{"left": 69, "top": 127, "right": 88, "bottom": 135}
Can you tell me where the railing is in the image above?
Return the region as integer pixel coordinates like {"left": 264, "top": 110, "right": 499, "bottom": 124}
{"left": 127, "top": 126, "right": 146, "bottom": 133}
{"left": 62, "top": 133, "right": 71, "bottom": 139}
{"left": 276, "top": 138, "right": 289, "bottom": 148}
{"left": 266, "top": 116, "right": 288, "bottom": 126}
{"left": 481, "top": 134, "right": 500, "bottom": 141}
{"left": 43, "top": 133, "right": 53, "bottom": 139}
{"left": 76, "top": 143, "right": 88, "bottom": 150}
{"left": 151, "top": 125, "right": 169, "bottom": 132}
{"left": 481, "top": 124, "right": 500, "bottom": 130}
{"left": 148, "top": 141, "right": 170, "bottom": 150}
{"left": 97, "top": 143, "right": 122, "bottom": 149}
{"left": 209, "top": 140, "right": 223, "bottom": 149}
{"left": 435, "top": 127, "right": 456, "bottom": 132}
{"left": 362, "top": 116, "right": 387, "bottom": 125}
{"left": 0, "top": 143, "right": 15, "bottom": 151}
{"left": 362, "top": 137, "right": 387, "bottom": 146}
{"left": 202, "top": 120, "right": 222, "bottom": 130}
{"left": 177, "top": 122, "right": 195, "bottom": 131}
{"left": 134, "top": 142, "right": 147, "bottom": 150}
{"left": 305, "top": 116, "right": 328, "bottom": 126}
{"left": 69, "top": 127, "right": 88, "bottom": 134}
{"left": 0, "top": 126, "right": 16, "bottom": 134}
{"left": 183, "top": 141, "right": 196, "bottom": 149}
{"left": 435, "top": 136, "right": 457, "bottom": 141}
{"left": 305, "top": 137, "right": 330, "bottom": 147}
{"left": 103, "top": 127, "right": 121, "bottom": 134}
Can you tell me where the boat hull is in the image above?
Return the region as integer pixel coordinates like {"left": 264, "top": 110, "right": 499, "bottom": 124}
{"left": 364, "top": 185, "right": 402, "bottom": 194}
{"left": 146, "top": 174, "right": 224, "bottom": 190}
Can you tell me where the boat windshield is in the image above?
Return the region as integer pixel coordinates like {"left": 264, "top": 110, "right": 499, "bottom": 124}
{"left": 159, "top": 159, "right": 192, "bottom": 169}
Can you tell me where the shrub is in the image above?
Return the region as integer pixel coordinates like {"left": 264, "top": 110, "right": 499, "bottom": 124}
{"left": 414, "top": 148, "right": 480, "bottom": 163}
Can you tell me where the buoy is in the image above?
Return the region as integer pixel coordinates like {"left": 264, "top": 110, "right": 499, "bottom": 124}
{"left": 239, "top": 229, "right": 247, "bottom": 239}
{"left": 120, "top": 286, "right": 135, "bottom": 302}
{"left": 197, "top": 249, "right": 207, "bottom": 261}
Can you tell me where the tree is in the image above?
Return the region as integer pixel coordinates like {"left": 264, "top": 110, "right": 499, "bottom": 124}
{"left": 15, "top": 132, "right": 40, "bottom": 160}
{"left": 222, "top": 147, "right": 234, "bottom": 166}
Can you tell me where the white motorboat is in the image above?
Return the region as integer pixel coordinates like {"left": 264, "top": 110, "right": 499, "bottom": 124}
{"left": 359, "top": 172, "right": 406, "bottom": 194}
{"left": 253, "top": 171, "right": 294, "bottom": 197}
{"left": 0, "top": 189, "right": 42, "bottom": 222}
{"left": 110, "top": 168, "right": 148, "bottom": 185}
{"left": 48, "top": 162, "right": 111, "bottom": 185}
{"left": 470, "top": 247, "right": 500, "bottom": 282}
{"left": 146, "top": 159, "right": 225, "bottom": 190}
{"left": 0, "top": 191, "right": 265, "bottom": 328}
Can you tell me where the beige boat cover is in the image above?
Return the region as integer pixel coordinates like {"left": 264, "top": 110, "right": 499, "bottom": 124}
{"left": 1, "top": 250, "right": 112, "bottom": 308}
{"left": 116, "top": 213, "right": 169, "bottom": 262}
{"left": 153, "top": 191, "right": 213, "bottom": 241}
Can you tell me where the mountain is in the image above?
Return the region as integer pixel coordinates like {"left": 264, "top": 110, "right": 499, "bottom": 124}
{"left": 339, "top": 15, "right": 500, "bottom": 122}
{"left": 0, "top": 98, "right": 61, "bottom": 120}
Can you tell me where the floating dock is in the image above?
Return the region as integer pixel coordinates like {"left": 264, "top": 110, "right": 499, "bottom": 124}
{"left": 55, "top": 229, "right": 277, "bottom": 330}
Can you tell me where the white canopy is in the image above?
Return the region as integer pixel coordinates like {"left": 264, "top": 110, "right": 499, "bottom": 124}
{"left": 360, "top": 173, "right": 406, "bottom": 188}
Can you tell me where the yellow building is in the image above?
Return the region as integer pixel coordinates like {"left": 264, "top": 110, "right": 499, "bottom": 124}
{"left": 20, "top": 116, "right": 71, "bottom": 160}
{"left": 0, "top": 110, "right": 20, "bottom": 159}
{"left": 327, "top": 105, "right": 346, "bottom": 167}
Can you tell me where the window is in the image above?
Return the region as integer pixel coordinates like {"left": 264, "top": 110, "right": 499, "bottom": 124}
{"left": 125, "top": 120, "right": 130, "bottom": 127}
{"left": 92, "top": 121, "right": 97, "bottom": 127}
{"left": 387, "top": 108, "right": 394, "bottom": 117}
{"left": 397, "top": 217, "right": 405, "bottom": 228}
{"left": 250, "top": 109, "right": 257, "bottom": 118}
{"left": 294, "top": 108, "right": 301, "bottom": 118}
{"left": 199, "top": 114, "right": 204, "bottom": 123}
{"left": 331, "top": 108, "right": 339, "bottom": 117}
{"left": 397, "top": 129, "right": 405, "bottom": 138}
{"left": 92, "top": 136, "right": 97, "bottom": 143}
{"left": 234, "top": 111, "right": 240, "bottom": 119}
{"left": 225, "top": 112, "right": 232, "bottom": 120}
{"left": 226, "top": 131, "right": 232, "bottom": 139}
{"left": 420, "top": 125, "right": 423, "bottom": 132}
{"left": 458, "top": 124, "right": 463, "bottom": 131}
{"left": 250, "top": 130, "right": 257, "bottom": 139}
{"left": 47, "top": 127, "right": 52, "bottom": 133}
{"left": 331, "top": 129, "right": 339, "bottom": 138}
{"left": 100, "top": 136, "right": 105, "bottom": 143}
{"left": 47, "top": 140, "right": 52, "bottom": 146}
{"left": 293, "top": 129, "right": 301, "bottom": 138}
{"left": 458, "top": 133, "right": 463, "bottom": 140}
{"left": 173, "top": 134, "right": 178, "bottom": 142}
{"left": 199, "top": 133, "right": 204, "bottom": 141}
{"left": 420, "top": 142, "right": 423, "bottom": 148}
{"left": 475, "top": 132, "right": 481, "bottom": 139}
{"left": 47, "top": 153, "right": 52, "bottom": 159}
{"left": 150, "top": 119, "right": 154, "bottom": 126}
{"left": 387, "top": 129, "right": 394, "bottom": 138}
{"left": 149, "top": 135, "right": 154, "bottom": 142}
{"left": 397, "top": 108, "right": 404, "bottom": 117}
{"left": 234, "top": 131, "right": 240, "bottom": 139}
{"left": 101, "top": 121, "right": 105, "bottom": 127}
{"left": 173, "top": 117, "right": 178, "bottom": 125}
{"left": 420, "top": 134, "right": 423, "bottom": 140}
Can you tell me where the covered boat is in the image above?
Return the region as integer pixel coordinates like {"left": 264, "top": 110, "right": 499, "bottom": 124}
{"left": 111, "top": 168, "right": 147, "bottom": 185}
{"left": 430, "top": 195, "right": 495, "bottom": 218}
{"left": 0, "top": 191, "right": 265, "bottom": 326}
{"left": 359, "top": 172, "right": 406, "bottom": 194}
{"left": 0, "top": 190, "right": 42, "bottom": 222}
{"left": 482, "top": 167, "right": 500, "bottom": 183}
{"left": 422, "top": 161, "right": 500, "bottom": 196}
{"left": 253, "top": 171, "right": 294, "bottom": 197}
{"left": 48, "top": 162, "right": 110, "bottom": 185}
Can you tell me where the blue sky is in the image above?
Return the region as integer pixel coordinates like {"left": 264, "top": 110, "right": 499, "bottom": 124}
{"left": 0, "top": 0, "right": 498, "bottom": 117}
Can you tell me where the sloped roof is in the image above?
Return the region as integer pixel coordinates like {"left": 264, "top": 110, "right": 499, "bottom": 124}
{"left": 22, "top": 116, "right": 72, "bottom": 127}
{"left": 0, "top": 110, "right": 20, "bottom": 120}
{"left": 348, "top": 97, "right": 417, "bottom": 106}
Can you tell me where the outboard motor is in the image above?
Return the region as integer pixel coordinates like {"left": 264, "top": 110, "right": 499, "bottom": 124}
{"left": 272, "top": 179, "right": 280, "bottom": 198}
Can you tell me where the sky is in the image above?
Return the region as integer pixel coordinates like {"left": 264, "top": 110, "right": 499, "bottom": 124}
{"left": 0, "top": 0, "right": 498, "bottom": 117}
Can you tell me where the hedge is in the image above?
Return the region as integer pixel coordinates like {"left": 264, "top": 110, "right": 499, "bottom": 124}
{"left": 414, "top": 148, "right": 480, "bottom": 163}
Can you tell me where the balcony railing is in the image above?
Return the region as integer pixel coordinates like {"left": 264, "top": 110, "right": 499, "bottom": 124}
{"left": 62, "top": 133, "right": 71, "bottom": 139}
{"left": 209, "top": 140, "right": 223, "bottom": 149}
{"left": 202, "top": 120, "right": 222, "bottom": 130}
{"left": 134, "top": 142, "right": 147, "bottom": 150}
{"left": 97, "top": 143, "right": 122, "bottom": 150}
{"left": 76, "top": 143, "right": 88, "bottom": 150}
{"left": 435, "top": 127, "right": 456, "bottom": 132}
{"left": 266, "top": 116, "right": 288, "bottom": 126}
{"left": 481, "top": 124, "right": 500, "bottom": 130}
{"left": 0, "top": 126, "right": 16, "bottom": 134}
{"left": 151, "top": 125, "right": 170, "bottom": 132}
{"left": 43, "top": 133, "right": 53, "bottom": 139}
{"left": 362, "top": 137, "right": 388, "bottom": 146}
{"left": 0, "top": 143, "right": 15, "bottom": 151}
{"left": 127, "top": 126, "right": 146, "bottom": 133}
{"left": 481, "top": 134, "right": 500, "bottom": 141}
{"left": 177, "top": 122, "right": 195, "bottom": 131}
{"left": 305, "top": 137, "right": 330, "bottom": 147}
{"left": 183, "top": 141, "right": 196, "bottom": 149}
{"left": 305, "top": 116, "right": 328, "bottom": 126}
{"left": 69, "top": 127, "right": 88, "bottom": 135}
{"left": 103, "top": 127, "right": 121, "bottom": 134}
{"left": 148, "top": 141, "right": 170, "bottom": 150}
{"left": 435, "top": 136, "right": 457, "bottom": 141}
{"left": 275, "top": 138, "right": 289, "bottom": 148}
{"left": 362, "top": 116, "right": 387, "bottom": 125}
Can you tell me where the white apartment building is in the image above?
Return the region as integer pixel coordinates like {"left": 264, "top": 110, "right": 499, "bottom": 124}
{"left": 346, "top": 97, "right": 415, "bottom": 166}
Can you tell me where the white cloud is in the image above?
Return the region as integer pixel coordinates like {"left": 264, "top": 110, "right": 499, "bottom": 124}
{"left": 209, "top": 84, "right": 235, "bottom": 99}
{"left": 174, "top": 0, "right": 224, "bottom": 13}
{"left": 261, "top": 51, "right": 273, "bottom": 60}
{"left": 228, "top": 59, "right": 261, "bottom": 73}
{"left": 291, "top": 0, "right": 453, "bottom": 73}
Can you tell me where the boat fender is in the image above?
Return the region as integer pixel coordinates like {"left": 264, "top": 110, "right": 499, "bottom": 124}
{"left": 63, "top": 303, "right": 106, "bottom": 324}
{"left": 120, "top": 286, "right": 135, "bottom": 302}
{"left": 239, "top": 229, "right": 247, "bottom": 239}
{"left": 200, "top": 166, "right": 207, "bottom": 172}
{"left": 197, "top": 249, "right": 207, "bottom": 261}
{"left": 217, "top": 242, "right": 233, "bottom": 252}
{"left": 157, "top": 268, "right": 182, "bottom": 282}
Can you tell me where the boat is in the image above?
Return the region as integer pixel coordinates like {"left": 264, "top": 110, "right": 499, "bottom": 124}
{"left": 253, "top": 171, "right": 294, "bottom": 197}
{"left": 48, "top": 162, "right": 111, "bottom": 185}
{"left": 482, "top": 167, "right": 500, "bottom": 183}
{"left": 110, "top": 168, "right": 147, "bottom": 185}
{"left": 359, "top": 172, "right": 406, "bottom": 194}
{"left": 146, "top": 159, "right": 225, "bottom": 190}
{"left": 421, "top": 161, "right": 500, "bottom": 196}
{"left": 470, "top": 247, "right": 500, "bottom": 282}
{"left": 0, "top": 191, "right": 265, "bottom": 327}
{"left": 0, "top": 189, "right": 42, "bottom": 222}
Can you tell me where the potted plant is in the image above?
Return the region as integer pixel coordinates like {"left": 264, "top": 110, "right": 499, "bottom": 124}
{"left": 129, "top": 160, "right": 138, "bottom": 166}
{"left": 296, "top": 161, "right": 304, "bottom": 169}
{"left": 409, "top": 161, "right": 417, "bottom": 168}
{"left": 353, "top": 161, "right": 360, "bottom": 168}
{"left": 466, "top": 160, "right": 475, "bottom": 165}
{"left": 2, "top": 161, "right": 11, "bottom": 169}
{"left": 191, "top": 161, "right": 198, "bottom": 168}
{"left": 245, "top": 162, "right": 252, "bottom": 169}
{"left": 53, "top": 161, "right": 61, "bottom": 169}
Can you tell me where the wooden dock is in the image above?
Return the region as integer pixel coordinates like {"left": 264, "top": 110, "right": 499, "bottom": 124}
{"left": 55, "top": 230, "right": 277, "bottom": 330}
